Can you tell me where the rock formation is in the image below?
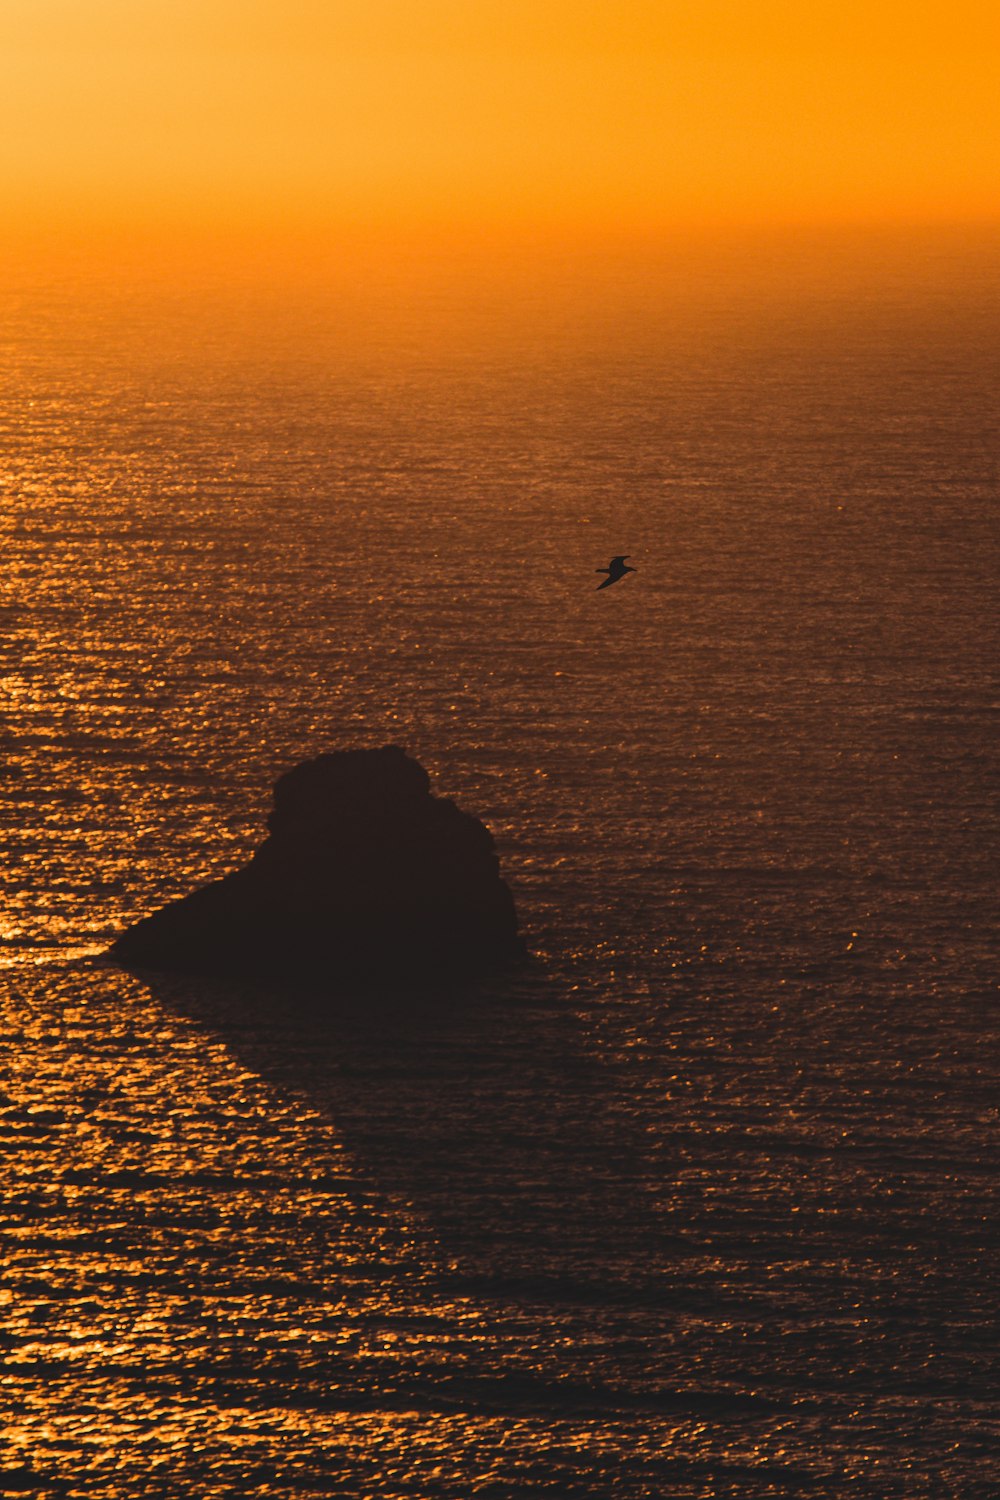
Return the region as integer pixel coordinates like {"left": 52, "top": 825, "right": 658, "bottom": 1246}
{"left": 109, "top": 746, "right": 524, "bottom": 985}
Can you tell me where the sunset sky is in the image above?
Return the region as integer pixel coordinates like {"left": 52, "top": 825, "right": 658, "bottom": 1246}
{"left": 2, "top": 0, "right": 997, "bottom": 255}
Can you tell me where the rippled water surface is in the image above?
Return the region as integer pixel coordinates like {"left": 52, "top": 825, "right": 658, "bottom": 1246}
{"left": 2, "top": 241, "right": 998, "bottom": 1495}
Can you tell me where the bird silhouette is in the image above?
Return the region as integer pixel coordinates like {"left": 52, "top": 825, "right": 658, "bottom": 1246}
{"left": 596, "top": 555, "right": 635, "bottom": 590}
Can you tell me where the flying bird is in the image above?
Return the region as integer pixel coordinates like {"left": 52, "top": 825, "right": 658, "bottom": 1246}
{"left": 596, "top": 555, "right": 636, "bottom": 590}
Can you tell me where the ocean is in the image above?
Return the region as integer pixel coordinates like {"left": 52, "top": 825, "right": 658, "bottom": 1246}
{"left": 2, "top": 230, "right": 997, "bottom": 1496}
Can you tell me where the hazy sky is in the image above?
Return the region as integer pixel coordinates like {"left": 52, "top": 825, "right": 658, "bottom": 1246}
{"left": 2, "top": 0, "right": 997, "bottom": 249}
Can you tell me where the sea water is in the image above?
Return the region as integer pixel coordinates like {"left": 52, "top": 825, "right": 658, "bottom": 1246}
{"left": 2, "top": 233, "right": 997, "bottom": 1496}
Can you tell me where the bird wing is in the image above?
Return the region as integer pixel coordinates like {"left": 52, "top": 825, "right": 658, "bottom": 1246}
{"left": 609, "top": 555, "right": 628, "bottom": 568}
{"left": 596, "top": 573, "right": 619, "bottom": 589}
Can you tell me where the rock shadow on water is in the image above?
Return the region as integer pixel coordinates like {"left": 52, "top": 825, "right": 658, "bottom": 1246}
{"left": 126, "top": 960, "right": 651, "bottom": 1298}
{"left": 105, "top": 746, "right": 656, "bottom": 1285}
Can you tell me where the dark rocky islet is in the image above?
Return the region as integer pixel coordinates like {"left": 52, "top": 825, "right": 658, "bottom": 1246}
{"left": 109, "top": 746, "right": 524, "bottom": 985}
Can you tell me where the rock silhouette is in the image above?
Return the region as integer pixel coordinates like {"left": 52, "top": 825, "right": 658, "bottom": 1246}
{"left": 109, "top": 747, "right": 525, "bottom": 985}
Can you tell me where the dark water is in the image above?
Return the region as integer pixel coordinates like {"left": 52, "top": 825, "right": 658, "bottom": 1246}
{"left": 2, "top": 240, "right": 998, "bottom": 1495}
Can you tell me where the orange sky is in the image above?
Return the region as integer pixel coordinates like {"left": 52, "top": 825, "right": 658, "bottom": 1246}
{"left": 1, "top": 0, "right": 997, "bottom": 251}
